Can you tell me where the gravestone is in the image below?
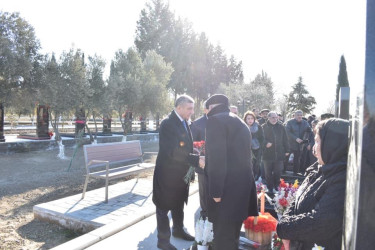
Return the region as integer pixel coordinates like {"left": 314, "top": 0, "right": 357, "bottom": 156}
{"left": 36, "top": 105, "right": 50, "bottom": 138}
{"left": 140, "top": 116, "right": 147, "bottom": 132}
{"left": 343, "top": 0, "right": 375, "bottom": 248}
{"left": 75, "top": 108, "right": 86, "bottom": 136}
{"left": 102, "top": 115, "right": 112, "bottom": 134}
{"left": 0, "top": 103, "right": 4, "bottom": 142}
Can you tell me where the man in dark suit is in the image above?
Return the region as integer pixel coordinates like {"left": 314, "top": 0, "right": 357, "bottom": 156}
{"left": 204, "top": 94, "right": 259, "bottom": 250}
{"left": 152, "top": 95, "right": 204, "bottom": 250}
{"left": 190, "top": 101, "right": 208, "bottom": 219}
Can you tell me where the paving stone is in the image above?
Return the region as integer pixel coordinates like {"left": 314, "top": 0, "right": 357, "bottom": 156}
{"left": 33, "top": 177, "right": 198, "bottom": 233}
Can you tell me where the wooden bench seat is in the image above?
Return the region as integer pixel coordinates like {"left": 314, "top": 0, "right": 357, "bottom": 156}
{"left": 81, "top": 141, "right": 156, "bottom": 203}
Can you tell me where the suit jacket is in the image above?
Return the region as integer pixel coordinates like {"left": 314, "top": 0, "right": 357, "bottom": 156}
{"left": 152, "top": 110, "right": 199, "bottom": 210}
{"left": 205, "top": 104, "right": 258, "bottom": 223}
{"left": 191, "top": 115, "right": 207, "bottom": 141}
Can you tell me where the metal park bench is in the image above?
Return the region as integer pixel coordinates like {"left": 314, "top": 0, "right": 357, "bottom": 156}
{"left": 81, "top": 140, "right": 156, "bottom": 203}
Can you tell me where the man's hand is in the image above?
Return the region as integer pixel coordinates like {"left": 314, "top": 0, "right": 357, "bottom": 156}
{"left": 307, "top": 145, "right": 311, "bottom": 150}
{"left": 266, "top": 142, "right": 272, "bottom": 148}
{"left": 285, "top": 152, "right": 290, "bottom": 156}
{"left": 199, "top": 156, "right": 205, "bottom": 169}
{"left": 296, "top": 138, "right": 303, "bottom": 143}
{"left": 213, "top": 198, "right": 221, "bottom": 202}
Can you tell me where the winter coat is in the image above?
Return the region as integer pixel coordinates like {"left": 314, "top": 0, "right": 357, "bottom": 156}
{"left": 277, "top": 118, "right": 349, "bottom": 250}
{"left": 285, "top": 119, "right": 311, "bottom": 151}
{"left": 262, "top": 121, "right": 290, "bottom": 161}
{"left": 152, "top": 110, "right": 199, "bottom": 210}
{"left": 204, "top": 104, "right": 258, "bottom": 223}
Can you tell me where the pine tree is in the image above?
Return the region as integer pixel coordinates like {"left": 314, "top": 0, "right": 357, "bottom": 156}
{"left": 287, "top": 76, "right": 316, "bottom": 114}
{"left": 336, "top": 55, "right": 349, "bottom": 102}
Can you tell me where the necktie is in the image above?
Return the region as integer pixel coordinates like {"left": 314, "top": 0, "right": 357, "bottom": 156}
{"left": 182, "top": 120, "right": 188, "bottom": 133}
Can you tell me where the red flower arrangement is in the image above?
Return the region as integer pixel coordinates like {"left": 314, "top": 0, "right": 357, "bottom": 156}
{"left": 273, "top": 179, "right": 299, "bottom": 216}
{"left": 193, "top": 140, "right": 205, "bottom": 155}
{"left": 243, "top": 213, "right": 277, "bottom": 233}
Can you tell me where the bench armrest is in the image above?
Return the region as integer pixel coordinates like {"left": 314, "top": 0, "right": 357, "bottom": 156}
{"left": 87, "top": 160, "right": 110, "bottom": 167}
{"left": 86, "top": 160, "right": 110, "bottom": 175}
{"left": 142, "top": 152, "right": 158, "bottom": 156}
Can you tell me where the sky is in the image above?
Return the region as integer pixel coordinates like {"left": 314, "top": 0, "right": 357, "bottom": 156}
{"left": 1, "top": 0, "right": 367, "bottom": 115}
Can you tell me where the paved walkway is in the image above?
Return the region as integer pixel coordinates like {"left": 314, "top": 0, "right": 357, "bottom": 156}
{"left": 38, "top": 176, "right": 199, "bottom": 249}
{"left": 86, "top": 192, "right": 201, "bottom": 250}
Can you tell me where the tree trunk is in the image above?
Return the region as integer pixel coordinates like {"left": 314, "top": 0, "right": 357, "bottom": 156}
{"left": 92, "top": 111, "right": 98, "bottom": 140}
{"left": 0, "top": 103, "right": 5, "bottom": 142}
{"left": 118, "top": 108, "right": 126, "bottom": 135}
{"left": 49, "top": 111, "right": 61, "bottom": 142}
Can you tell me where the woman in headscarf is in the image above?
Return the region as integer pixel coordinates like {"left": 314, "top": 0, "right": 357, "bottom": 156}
{"left": 244, "top": 111, "right": 264, "bottom": 180}
{"left": 277, "top": 118, "right": 349, "bottom": 250}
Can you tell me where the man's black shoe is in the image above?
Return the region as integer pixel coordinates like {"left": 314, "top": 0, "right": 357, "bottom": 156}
{"left": 172, "top": 229, "right": 195, "bottom": 241}
{"left": 157, "top": 242, "right": 177, "bottom": 250}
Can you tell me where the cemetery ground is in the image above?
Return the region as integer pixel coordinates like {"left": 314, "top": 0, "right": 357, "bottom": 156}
{"left": 0, "top": 142, "right": 158, "bottom": 249}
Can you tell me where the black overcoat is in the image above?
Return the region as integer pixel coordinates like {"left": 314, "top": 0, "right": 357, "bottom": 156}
{"left": 152, "top": 110, "right": 199, "bottom": 210}
{"left": 204, "top": 105, "right": 258, "bottom": 223}
{"left": 262, "top": 120, "right": 290, "bottom": 161}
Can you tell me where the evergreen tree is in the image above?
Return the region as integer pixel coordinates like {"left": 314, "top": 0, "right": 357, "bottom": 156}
{"left": 0, "top": 12, "right": 41, "bottom": 104}
{"left": 287, "top": 76, "right": 316, "bottom": 114}
{"left": 336, "top": 55, "right": 349, "bottom": 102}
{"left": 134, "top": 0, "right": 174, "bottom": 59}
{"left": 107, "top": 48, "right": 143, "bottom": 133}
{"left": 134, "top": 0, "right": 243, "bottom": 101}
{"left": 86, "top": 54, "right": 106, "bottom": 136}
{"left": 248, "top": 71, "right": 274, "bottom": 110}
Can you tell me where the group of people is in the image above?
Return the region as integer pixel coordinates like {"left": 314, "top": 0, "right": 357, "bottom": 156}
{"left": 152, "top": 93, "right": 349, "bottom": 250}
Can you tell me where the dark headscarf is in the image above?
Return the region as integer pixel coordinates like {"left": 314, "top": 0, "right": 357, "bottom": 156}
{"left": 318, "top": 118, "right": 349, "bottom": 164}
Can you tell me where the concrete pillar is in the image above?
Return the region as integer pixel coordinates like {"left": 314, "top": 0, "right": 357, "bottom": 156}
{"left": 343, "top": 0, "right": 375, "bottom": 248}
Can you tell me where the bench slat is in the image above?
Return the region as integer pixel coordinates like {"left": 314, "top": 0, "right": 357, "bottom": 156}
{"left": 84, "top": 141, "right": 142, "bottom": 166}
{"left": 89, "top": 163, "right": 155, "bottom": 179}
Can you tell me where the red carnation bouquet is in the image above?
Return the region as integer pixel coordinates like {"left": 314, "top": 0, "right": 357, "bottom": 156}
{"left": 243, "top": 213, "right": 277, "bottom": 233}
{"left": 193, "top": 140, "right": 205, "bottom": 155}
{"left": 243, "top": 190, "right": 277, "bottom": 245}
{"left": 184, "top": 140, "right": 205, "bottom": 184}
